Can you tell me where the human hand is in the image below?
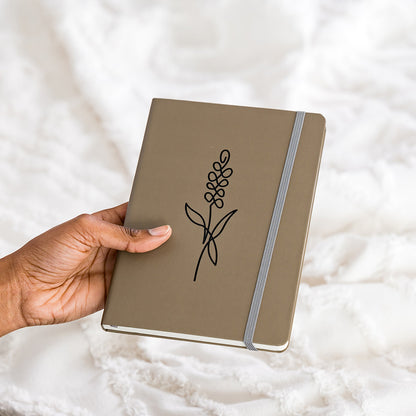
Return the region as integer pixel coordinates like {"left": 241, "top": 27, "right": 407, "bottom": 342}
{"left": 0, "top": 202, "right": 172, "bottom": 336}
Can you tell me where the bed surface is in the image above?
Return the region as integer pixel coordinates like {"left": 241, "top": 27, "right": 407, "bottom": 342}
{"left": 0, "top": 1, "right": 415, "bottom": 415}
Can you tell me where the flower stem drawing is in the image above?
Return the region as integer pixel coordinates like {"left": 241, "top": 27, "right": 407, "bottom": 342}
{"left": 185, "top": 149, "right": 238, "bottom": 282}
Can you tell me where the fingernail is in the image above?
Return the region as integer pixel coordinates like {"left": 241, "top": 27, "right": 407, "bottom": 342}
{"left": 148, "top": 225, "right": 171, "bottom": 236}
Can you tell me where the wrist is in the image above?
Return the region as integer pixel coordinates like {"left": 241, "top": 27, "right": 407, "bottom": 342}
{"left": 0, "top": 252, "right": 27, "bottom": 337}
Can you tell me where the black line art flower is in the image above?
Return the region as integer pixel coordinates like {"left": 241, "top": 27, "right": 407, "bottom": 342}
{"left": 185, "top": 149, "right": 238, "bottom": 282}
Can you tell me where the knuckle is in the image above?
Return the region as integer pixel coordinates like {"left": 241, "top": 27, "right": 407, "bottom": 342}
{"left": 120, "top": 227, "right": 156, "bottom": 253}
{"left": 123, "top": 227, "right": 142, "bottom": 238}
{"left": 75, "top": 213, "right": 93, "bottom": 227}
{"left": 73, "top": 214, "right": 96, "bottom": 245}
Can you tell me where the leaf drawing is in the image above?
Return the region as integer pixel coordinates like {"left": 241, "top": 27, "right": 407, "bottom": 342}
{"left": 211, "top": 209, "right": 238, "bottom": 240}
{"left": 207, "top": 237, "right": 218, "bottom": 266}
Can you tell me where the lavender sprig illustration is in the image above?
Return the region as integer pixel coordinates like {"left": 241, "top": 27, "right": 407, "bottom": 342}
{"left": 185, "top": 149, "right": 238, "bottom": 282}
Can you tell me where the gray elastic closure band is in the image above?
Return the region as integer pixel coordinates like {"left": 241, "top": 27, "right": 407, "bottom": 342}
{"left": 243, "top": 111, "right": 305, "bottom": 351}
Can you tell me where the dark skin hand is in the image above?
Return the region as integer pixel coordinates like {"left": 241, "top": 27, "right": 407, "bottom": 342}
{"left": 0, "top": 202, "right": 172, "bottom": 336}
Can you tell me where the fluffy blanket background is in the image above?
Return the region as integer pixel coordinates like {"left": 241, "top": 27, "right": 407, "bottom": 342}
{"left": 0, "top": 0, "right": 415, "bottom": 415}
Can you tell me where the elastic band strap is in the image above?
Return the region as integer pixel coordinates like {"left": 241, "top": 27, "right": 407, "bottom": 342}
{"left": 243, "top": 111, "right": 305, "bottom": 351}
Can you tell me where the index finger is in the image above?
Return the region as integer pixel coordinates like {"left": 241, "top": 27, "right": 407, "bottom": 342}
{"left": 91, "top": 202, "right": 129, "bottom": 225}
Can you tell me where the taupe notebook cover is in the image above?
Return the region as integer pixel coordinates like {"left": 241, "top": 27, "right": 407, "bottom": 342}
{"left": 101, "top": 98, "right": 326, "bottom": 352}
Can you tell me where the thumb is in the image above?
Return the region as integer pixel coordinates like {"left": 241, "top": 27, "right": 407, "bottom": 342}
{"left": 76, "top": 214, "right": 172, "bottom": 252}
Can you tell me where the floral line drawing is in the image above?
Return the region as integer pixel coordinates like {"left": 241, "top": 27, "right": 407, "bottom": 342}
{"left": 185, "top": 149, "right": 238, "bottom": 282}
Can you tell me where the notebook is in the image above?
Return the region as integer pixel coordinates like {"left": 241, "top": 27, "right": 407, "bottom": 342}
{"left": 101, "top": 98, "right": 326, "bottom": 352}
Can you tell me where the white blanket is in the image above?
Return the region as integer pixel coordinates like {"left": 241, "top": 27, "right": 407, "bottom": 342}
{"left": 0, "top": 0, "right": 415, "bottom": 414}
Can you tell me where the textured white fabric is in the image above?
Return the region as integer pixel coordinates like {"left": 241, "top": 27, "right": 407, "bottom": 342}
{"left": 0, "top": 0, "right": 416, "bottom": 414}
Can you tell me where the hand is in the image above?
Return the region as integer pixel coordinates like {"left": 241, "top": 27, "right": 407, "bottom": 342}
{"left": 0, "top": 202, "right": 172, "bottom": 336}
